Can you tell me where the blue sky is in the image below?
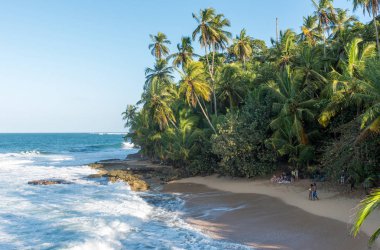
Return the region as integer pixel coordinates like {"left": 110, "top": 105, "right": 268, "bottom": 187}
{"left": 0, "top": 0, "right": 370, "bottom": 132}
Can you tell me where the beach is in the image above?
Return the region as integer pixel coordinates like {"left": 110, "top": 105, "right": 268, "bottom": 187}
{"left": 164, "top": 176, "right": 380, "bottom": 249}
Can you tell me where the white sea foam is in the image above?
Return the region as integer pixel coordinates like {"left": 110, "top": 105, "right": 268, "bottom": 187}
{"left": 0, "top": 152, "right": 251, "bottom": 250}
{"left": 122, "top": 142, "right": 135, "bottom": 149}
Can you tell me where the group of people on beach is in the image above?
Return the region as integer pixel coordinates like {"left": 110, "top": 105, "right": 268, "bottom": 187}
{"left": 309, "top": 183, "right": 319, "bottom": 201}
{"left": 270, "top": 170, "right": 299, "bottom": 184}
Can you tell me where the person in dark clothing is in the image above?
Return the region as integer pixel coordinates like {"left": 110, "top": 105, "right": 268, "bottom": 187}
{"left": 312, "top": 182, "right": 319, "bottom": 200}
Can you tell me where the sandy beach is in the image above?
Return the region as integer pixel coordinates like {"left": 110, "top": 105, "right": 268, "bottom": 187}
{"left": 164, "top": 176, "right": 380, "bottom": 250}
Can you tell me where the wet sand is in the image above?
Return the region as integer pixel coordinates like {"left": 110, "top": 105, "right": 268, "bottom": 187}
{"left": 164, "top": 182, "right": 373, "bottom": 250}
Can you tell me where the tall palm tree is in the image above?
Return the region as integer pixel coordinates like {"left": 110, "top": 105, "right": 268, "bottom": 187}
{"left": 179, "top": 61, "right": 217, "bottom": 133}
{"left": 312, "top": 0, "right": 336, "bottom": 61}
{"left": 192, "top": 8, "right": 231, "bottom": 116}
{"left": 144, "top": 59, "right": 174, "bottom": 92}
{"left": 232, "top": 29, "right": 253, "bottom": 68}
{"left": 148, "top": 32, "right": 171, "bottom": 60}
{"left": 351, "top": 188, "right": 380, "bottom": 246}
{"left": 352, "top": 0, "right": 380, "bottom": 55}
{"left": 167, "top": 37, "right": 199, "bottom": 69}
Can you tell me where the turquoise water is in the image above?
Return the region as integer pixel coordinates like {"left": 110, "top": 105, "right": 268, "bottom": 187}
{"left": 0, "top": 133, "right": 249, "bottom": 250}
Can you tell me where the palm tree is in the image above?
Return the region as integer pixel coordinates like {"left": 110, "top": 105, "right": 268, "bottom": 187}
{"left": 216, "top": 64, "right": 247, "bottom": 110}
{"left": 178, "top": 61, "right": 217, "bottom": 133}
{"left": 232, "top": 29, "right": 253, "bottom": 68}
{"left": 301, "top": 15, "right": 320, "bottom": 46}
{"left": 352, "top": 0, "right": 380, "bottom": 55}
{"left": 360, "top": 59, "right": 380, "bottom": 133}
{"left": 144, "top": 59, "right": 174, "bottom": 92}
{"left": 319, "top": 38, "right": 376, "bottom": 127}
{"left": 165, "top": 109, "right": 204, "bottom": 165}
{"left": 267, "top": 117, "right": 315, "bottom": 168}
{"left": 192, "top": 8, "right": 231, "bottom": 116}
{"left": 149, "top": 32, "right": 171, "bottom": 60}
{"left": 312, "top": 0, "right": 336, "bottom": 61}
{"left": 270, "top": 29, "right": 297, "bottom": 69}
{"left": 265, "top": 66, "right": 318, "bottom": 145}
{"left": 143, "top": 85, "right": 178, "bottom": 130}
{"left": 122, "top": 105, "right": 137, "bottom": 128}
{"left": 331, "top": 9, "right": 357, "bottom": 37}
{"left": 295, "top": 45, "right": 327, "bottom": 87}
{"left": 351, "top": 188, "right": 380, "bottom": 246}
{"left": 167, "top": 37, "right": 199, "bottom": 69}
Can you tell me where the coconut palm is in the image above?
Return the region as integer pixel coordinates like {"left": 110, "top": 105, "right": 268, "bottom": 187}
{"left": 331, "top": 9, "right": 357, "bottom": 37}
{"left": 351, "top": 188, "right": 380, "bottom": 245}
{"left": 312, "top": 0, "right": 336, "bottom": 60}
{"left": 179, "top": 61, "right": 216, "bottom": 133}
{"left": 149, "top": 32, "right": 171, "bottom": 60}
{"left": 232, "top": 29, "right": 253, "bottom": 68}
{"left": 319, "top": 38, "right": 376, "bottom": 127}
{"left": 352, "top": 0, "right": 380, "bottom": 55}
{"left": 122, "top": 105, "right": 137, "bottom": 128}
{"left": 301, "top": 15, "right": 321, "bottom": 46}
{"left": 270, "top": 29, "right": 297, "bottom": 69}
{"left": 167, "top": 37, "right": 199, "bottom": 69}
{"left": 144, "top": 59, "right": 174, "bottom": 92}
{"left": 143, "top": 85, "right": 178, "bottom": 130}
{"left": 192, "top": 8, "right": 231, "bottom": 115}
{"left": 165, "top": 109, "right": 204, "bottom": 164}
{"left": 295, "top": 45, "right": 327, "bottom": 87}
{"left": 266, "top": 66, "right": 318, "bottom": 145}
{"left": 267, "top": 117, "right": 315, "bottom": 168}
{"left": 216, "top": 64, "right": 247, "bottom": 110}
{"left": 360, "top": 59, "right": 380, "bottom": 133}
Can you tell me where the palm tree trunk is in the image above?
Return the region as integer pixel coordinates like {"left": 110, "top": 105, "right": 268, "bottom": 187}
{"left": 372, "top": 15, "right": 380, "bottom": 56}
{"left": 211, "top": 46, "right": 217, "bottom": 116}
{"left": 322, "top": 27, "right": 327, "bottom": 72}
{"left": 169, "top": 119, "right": 179, "bottom": 130}
{"left": 195, "top": 94, "right": 217, "bottom": 134}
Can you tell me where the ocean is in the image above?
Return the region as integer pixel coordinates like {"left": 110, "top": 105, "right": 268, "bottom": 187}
{"left": 0, "top": 133, "right": 249, "bottom": 250}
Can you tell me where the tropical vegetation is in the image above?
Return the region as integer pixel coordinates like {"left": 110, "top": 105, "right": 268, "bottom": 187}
{"left": 123, "top": 1, "right": 380, "bottom": 244}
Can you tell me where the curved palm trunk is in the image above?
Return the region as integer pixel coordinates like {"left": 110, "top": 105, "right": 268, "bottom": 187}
{"left": 372, "top": 14, "right": 380, "bottom": 56}
{"left": 211, "top": 47, "right": 218, "bottom": 116}
{"left": 195, "top": 94, "right": 217, "bottom": 134}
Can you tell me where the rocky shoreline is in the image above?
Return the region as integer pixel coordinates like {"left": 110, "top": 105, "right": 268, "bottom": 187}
{"left": 88, "top": 157, "right": 181, "bottom": 191}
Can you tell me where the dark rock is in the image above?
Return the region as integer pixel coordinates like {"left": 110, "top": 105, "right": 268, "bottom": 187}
{"left": 28, "top": 179, "right": 72, "bottom": 185}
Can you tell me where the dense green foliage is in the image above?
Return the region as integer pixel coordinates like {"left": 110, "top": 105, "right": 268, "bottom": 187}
{"left": 124, "top": 0, "right": 380, "bottom": 184}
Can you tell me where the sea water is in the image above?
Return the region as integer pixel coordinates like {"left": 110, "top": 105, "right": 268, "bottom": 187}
{"left": 0, "top": 133, "right": 250, "bottom": 250}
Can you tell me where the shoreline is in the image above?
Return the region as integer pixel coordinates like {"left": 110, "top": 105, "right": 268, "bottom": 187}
{"left": 86, "top": 157, "right": 380, "bottom": 248}
{"left": 164, "top": 175, "right": 380, "bottom": 249}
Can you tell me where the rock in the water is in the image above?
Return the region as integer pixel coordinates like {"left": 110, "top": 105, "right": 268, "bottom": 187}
{"left": 107, "top": 170, "right": 149, "bottom": 191}
{"left": 28, "top": 179, "right": 72, "bottom": 185}
{"left": 88, "top": 163, "right": 103, "bottom": 169}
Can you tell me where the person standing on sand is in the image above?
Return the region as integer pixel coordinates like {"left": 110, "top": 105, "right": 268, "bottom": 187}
{"left": 312, "top": 182, "right": 319, "bottom": 200}
{"left": 309, "top": 184, "right": 313, "bottom": 200}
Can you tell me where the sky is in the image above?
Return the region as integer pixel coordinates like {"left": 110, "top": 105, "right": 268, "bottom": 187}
{"left": 0, "top": 0, "right": 371, "bottom": 133}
